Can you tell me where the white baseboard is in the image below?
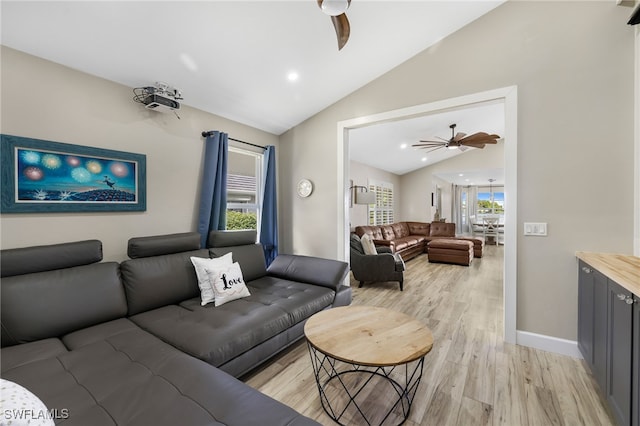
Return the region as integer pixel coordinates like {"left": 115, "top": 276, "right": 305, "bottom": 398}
{"left": 516, "top": 330, "right": 583, "bottom": 359}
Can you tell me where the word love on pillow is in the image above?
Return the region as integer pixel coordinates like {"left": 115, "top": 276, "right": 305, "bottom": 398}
{"left": 205, "top": 262, "right": 251, "bottom": 307}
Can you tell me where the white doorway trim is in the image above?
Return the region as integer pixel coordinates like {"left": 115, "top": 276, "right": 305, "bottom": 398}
{"left": 634, "top": 26, "right": 639, "bottom": 256}
{"left": 336, "top": 86, "right": 518, "bottom": 344}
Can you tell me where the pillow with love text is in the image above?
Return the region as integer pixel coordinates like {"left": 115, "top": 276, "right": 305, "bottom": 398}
{"left": 206, "top": 261, "right": 251, "bottom": 307}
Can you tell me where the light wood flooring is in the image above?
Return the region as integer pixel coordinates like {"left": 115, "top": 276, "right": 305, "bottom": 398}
{"left": 244, "top": 245, "right": 615, "bottom": 425}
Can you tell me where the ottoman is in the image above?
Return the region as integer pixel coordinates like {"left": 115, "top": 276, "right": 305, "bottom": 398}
{"left": 427, "top": 239, "right": 474, "bottom": 266}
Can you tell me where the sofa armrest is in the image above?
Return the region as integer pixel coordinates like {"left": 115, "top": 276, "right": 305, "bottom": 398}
{"left": 267, "top": 254, "right": 349, "bottom": 291}
{"left": 376, "top": 246, "right": 393, "bottom": 254}
{"left": 352, "top": 253, "right": 396, "bottom": 270}
{"left": 373, "top": 239, "right": 392, "bottom": 247}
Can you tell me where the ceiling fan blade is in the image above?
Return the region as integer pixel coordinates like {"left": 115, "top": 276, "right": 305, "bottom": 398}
{"left": 415, "top": 140, "right": 446, "bottom": 146}
{"left": 453, "top": 132, "right": 467, "bottom": 142}
{"left": 412, "top": 145, "right": 444, "bottom": 154}
{"left": 413, "top": 144, "right": 445, "bottom": 149}
{"left": 418, "top": 139, "right": 444, "bottom": 144}
{"left": 461, "top": 139, "right": 498, "bottom": 147}
{"left": 331, "top": 13, "right": 350, "bottom": 50}
{"left": 460, "top": 132, "right": 500, "bottom": 143}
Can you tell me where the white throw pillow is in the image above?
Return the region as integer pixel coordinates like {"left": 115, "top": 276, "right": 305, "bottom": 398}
{"left": 190, "top": 253, "right": 233, "bottom": 306}
{"left": 206, "top": 262, "right": 251, "bottom": 307}
{"left": 360, "top": 234, "right": 377, "bottom": 255}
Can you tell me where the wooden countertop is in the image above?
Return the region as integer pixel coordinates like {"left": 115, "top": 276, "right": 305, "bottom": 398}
{"left": 304, "top": 306, "right": 433, "bottom": 366}
{"left": 576, "top": 252, "right": 640, "bottom": 296}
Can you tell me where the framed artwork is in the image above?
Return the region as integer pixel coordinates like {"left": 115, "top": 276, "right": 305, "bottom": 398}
{"left": 1, "top": 134, "right": 146, "bottom": 213}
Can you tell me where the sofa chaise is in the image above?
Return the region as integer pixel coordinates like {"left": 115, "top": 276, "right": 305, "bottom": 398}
{"left": 354, "top": 221, "right": 484, "bottom": 261}
{"left": 0, "top": 230, "right": 350, "bottom": 425}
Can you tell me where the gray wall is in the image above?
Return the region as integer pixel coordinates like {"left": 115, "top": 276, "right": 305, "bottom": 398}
{"left": 278, "top": 1, "right": 635, "bottom": 340}
{"left": 0, "top": 46, "right": 279, "bottom": 261}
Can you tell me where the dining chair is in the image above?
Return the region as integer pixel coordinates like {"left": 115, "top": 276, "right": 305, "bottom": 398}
{"left": 482, "top": 217, "right": 499, "bottom": 245}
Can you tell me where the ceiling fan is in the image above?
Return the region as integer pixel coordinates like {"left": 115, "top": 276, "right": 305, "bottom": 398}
{"left": 317, "top": 0, "right": 351, "bottom": 50}
{"left": 412, "top": 124, "right": 500, "bottom": 153}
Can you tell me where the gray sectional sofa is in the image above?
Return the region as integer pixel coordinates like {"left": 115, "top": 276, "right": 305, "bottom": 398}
{"left": 1, "top": 230, "right": 350, "bottom": 425}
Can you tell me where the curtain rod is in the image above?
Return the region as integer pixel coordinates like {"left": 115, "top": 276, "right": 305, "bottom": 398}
{"left": 201, "top": 131, "right": 266, "bottom": 150}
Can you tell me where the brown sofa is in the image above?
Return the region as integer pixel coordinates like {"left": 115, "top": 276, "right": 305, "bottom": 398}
{"left": 354, "top": 221, "right": 483, "bottom": 261}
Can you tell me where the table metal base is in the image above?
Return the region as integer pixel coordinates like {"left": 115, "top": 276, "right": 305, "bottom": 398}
{"left": 307, "top": 341, "right": 425, "bottom": 425}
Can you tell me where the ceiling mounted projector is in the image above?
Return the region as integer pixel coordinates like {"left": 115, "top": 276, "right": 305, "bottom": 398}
{"left": 133, "top": 82, "right": 182, "bottom": 113}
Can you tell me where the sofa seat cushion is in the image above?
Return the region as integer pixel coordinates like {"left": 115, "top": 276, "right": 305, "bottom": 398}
{"left": 130, "top": 279, "right": 335, "bottom": 367}
{"left": 398, "top": 236, "right": 424, "bottom": 246}
{"left": 1, "top": 319, "right": 317, "bottom": 426}
{"left": 391, "top": 240, "right": 409, "bottom": 251}
{"left": 248, "top": 277, "right": 336, "bottom": 324}
{"left": 1, "top": 338, "right": 68, "bottom": 373}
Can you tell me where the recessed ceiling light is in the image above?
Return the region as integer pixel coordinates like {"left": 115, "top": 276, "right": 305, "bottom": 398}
{"left": 400, "top": 143, "right": 408, "bottom": 149}
{"left": 287, "top": 71, "right": 299, "bottom": 82}
{"left": 421, "top": 157, "right": 427, "bottom": 162}
{"left": 459, "top": 173, "right": 464, "bottom": 177}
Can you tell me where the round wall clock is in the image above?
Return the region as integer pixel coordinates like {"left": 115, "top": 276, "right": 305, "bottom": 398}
{"left": 297, "top": 179, "right": 313, "bottom": 198}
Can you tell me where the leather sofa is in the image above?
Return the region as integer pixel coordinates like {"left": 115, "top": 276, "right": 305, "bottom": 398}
{"left": 1, "top": 230, "right": 350, "bottom": 426}
{"left": 354, "top": 221, "right": 484, "bottom": 261}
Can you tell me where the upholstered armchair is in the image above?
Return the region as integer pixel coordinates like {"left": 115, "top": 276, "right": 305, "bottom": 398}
{"left": 349, "top": 234, "right": 405, "bottom": 291}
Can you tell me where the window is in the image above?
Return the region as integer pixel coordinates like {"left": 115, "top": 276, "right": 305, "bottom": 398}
{"left": 368, "top": 180, "right": 394, "bottom": 225}
{"left": 226, "top": 147, "right": 263, "bottom": 231}
{"left": 477, "top": 187, "right": 504, "bottom": 215}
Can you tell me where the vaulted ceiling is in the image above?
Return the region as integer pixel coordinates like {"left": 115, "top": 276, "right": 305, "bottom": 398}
{"left": 3, "top": 1, "right": 508, "bottom": 177}
{"left": 1, "top": 1, "right": 504, "bottom": 136}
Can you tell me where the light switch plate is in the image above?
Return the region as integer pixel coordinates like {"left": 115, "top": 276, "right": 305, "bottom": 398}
{"left": 524, "top": 222, "right": 547, "bottom": 236}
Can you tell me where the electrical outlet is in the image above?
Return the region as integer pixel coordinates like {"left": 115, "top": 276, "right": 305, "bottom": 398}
{"left": 524, "top": 222, "right": 547, "bottom": 236}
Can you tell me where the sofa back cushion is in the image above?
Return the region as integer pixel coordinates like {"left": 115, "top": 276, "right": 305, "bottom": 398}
{"left": 391, "top": 222, "right": 410, "bottom": 239}
{"left": 354, "top": 226, "right": 383, "bottom": 240}
{"left": 406, "top": 222, "right": 430, "bottom": 236}
{"left": 1, "top": 239, "right": 103, "bottom": 278}
{"left": 120, "top": 249, "right": 209, "bottom": 315}
{"left": 380, "top": 225, "right": 395, "bottom": 240}
{"left": 1, "top": 240, "right": 127, "bottom": 347}
{"left": 207, "top": 230, "right": 267, "bottom": 282}
{"left": 127, "top": 232, "right": 201, "bottom": 258}
{"left": 349, "top": 233, "right": 365, "bottom": 255}
{"left": 430, "top": 222, "right": 456, "bottom": 237}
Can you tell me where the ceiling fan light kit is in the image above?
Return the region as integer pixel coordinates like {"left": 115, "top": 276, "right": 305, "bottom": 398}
{"left": 412, "top": 123, "right": 500, "bottom": 154}
{"left": 317, "top": 0, "right": 351, "bottom": 50}
{"left": 319, "top": 0, "right": 350, "bottom": 16}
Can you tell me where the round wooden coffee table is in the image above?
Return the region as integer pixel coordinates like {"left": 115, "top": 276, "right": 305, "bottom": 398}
{"left": 304, "top": 306, "right": 433, "bottom": 425}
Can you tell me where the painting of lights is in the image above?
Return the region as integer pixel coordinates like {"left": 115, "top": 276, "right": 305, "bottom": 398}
{"left": 1, "top": 134, "right": 146, "bottom": 213}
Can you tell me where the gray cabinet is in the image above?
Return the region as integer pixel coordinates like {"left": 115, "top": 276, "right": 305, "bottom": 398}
{"left": 578, "top": 261, "right": 595, "bottom": 363}
{"left": 633, "top": 295, "right": 639, "bottom": 426}
{"left": 577, "top": 260, "right": 637, "bottom": 426}
{"left": 607, "top": 280, "right": 633, "bottom": 426}
{"left": 577, "top": 261, "right": 610, "bottom": 392}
